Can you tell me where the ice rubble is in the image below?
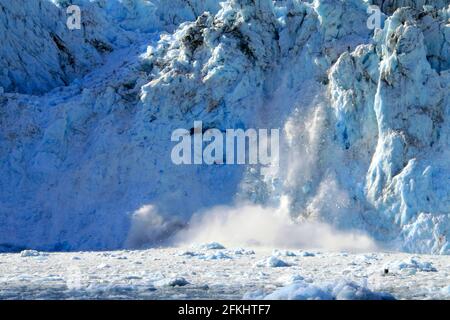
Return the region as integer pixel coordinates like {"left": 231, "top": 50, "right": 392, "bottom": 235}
{"left": 0, "top": 0, "right": 449, "bottom": 254}
{"left": 20, "top": 249, "right": 49, "bottom": 257}
{"left": 198, "top": 242, "right": 226, "bottom": 250}
{"left": 386, "top": 257, "right": 437, "bottom": 273}
{"left": 6, "top": 246, "right": 450, "bottom": 299}
{"left": 245, "top": 279, "right": 395, "bottom": 300}
{"left": 154, "top": 276, "right": 190, "bottom": 287}
{"left": 255, "top": 256, "right": 291, "bottom": 267}
{"left": 199, "top": 251, "right": 233, "bottom": 260}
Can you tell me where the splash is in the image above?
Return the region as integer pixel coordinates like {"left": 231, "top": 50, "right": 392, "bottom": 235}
{"left": 171, "top": 199, "right": 377, "bottom": 252}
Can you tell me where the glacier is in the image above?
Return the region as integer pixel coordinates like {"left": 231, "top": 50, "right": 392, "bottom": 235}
{"left": 0, "top": 0, "right": 449, "bottom": 254}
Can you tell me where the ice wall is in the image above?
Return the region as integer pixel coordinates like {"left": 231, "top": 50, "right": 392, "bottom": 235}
{"left": 327, "top": 5, "right": 450, "bottom": 253}
{"left": 0, "top": 0, "right": 448, "bottom": 253}
{"left": 0, "top": 0, "right": 220, "bottom": 94}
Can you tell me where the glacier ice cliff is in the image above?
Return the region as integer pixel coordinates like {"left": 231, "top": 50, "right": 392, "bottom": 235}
{"left": 0, "top": 0, "right": 448, "bottom": 253}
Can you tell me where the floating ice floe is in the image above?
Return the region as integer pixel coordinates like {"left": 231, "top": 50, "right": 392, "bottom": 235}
{"left": 388, "top": 257, "right": 437, "bottom": 273}
{"left": 356, "top": 253, "right": 380, "bottom": 264}
{"left": 273, "top": 249, "right": 296, "bottom": 257}
{"left": 255, "top": 256, "right": 290, "bottom": 268}
{"left": 248, "top": 280, "right": 395, "bottom": 300}
{"left": 154, "top": 277, "right": 190, "bottom": 287}
{"left": 440, "top": 286, "right": 450, "bottom": 297}
{"left": 20, "top": 250, "right": 48, "bottom": 258}
{"left": 199, "top": 251, "right": 232, "bottom": 260}
{"left": 276, "top": 274, "right": 306, "bottom": 286}
{"left": 232, "top": 248, "right": 255, "bottom": 255}
{"left": 299, "top": 251, "right": 316, "bottom": 257}
{"left": 178, "top": 250, "right": 200, "bottom": 257}
{"left": 198, "top": 242, "right": 226, "bottom": 250}
{"left": 178, "top": 249, "right": 232, "bottom": 260}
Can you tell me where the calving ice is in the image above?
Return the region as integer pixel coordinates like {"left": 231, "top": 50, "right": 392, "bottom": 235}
{"left": 171, "top": 121, "right": 279, "bottom": 168}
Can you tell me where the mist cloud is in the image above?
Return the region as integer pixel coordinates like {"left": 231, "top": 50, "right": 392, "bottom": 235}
{"left": 172, "top": 201, "right": 377, "bottom": 252}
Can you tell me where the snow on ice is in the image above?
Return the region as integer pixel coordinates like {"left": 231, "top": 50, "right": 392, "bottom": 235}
{"left": 0, "top": 246, "right": 449, "bottom": 299}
